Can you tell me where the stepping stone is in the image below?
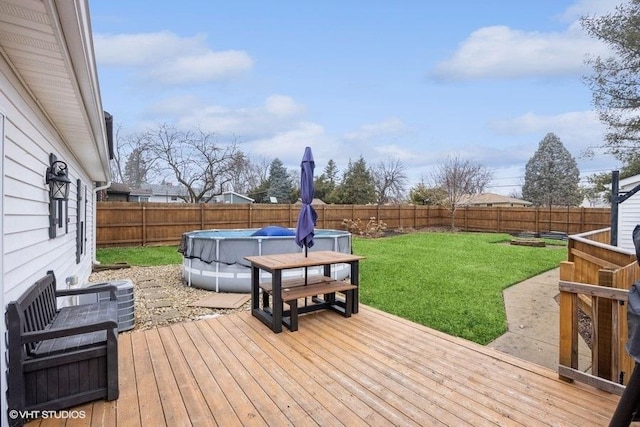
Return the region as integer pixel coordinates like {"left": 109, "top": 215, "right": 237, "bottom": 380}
{"left": 138, "top": 281, "right": 161, "bottom": 289}
{"left": 146, "top": 300, "right": 173, "bottom": 309}
{"left": 152, "top": 310, "right": 180, "bottom": 322}
{"left": 140, "top": 288, "right": 167, "bottom": 297}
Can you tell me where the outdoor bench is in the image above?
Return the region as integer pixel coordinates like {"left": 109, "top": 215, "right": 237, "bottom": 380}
{"left": 6, "top": 270, "right": 119, "bottom": 426}
{"left": 260, "top": 275, "right": 357, "bottom": 331}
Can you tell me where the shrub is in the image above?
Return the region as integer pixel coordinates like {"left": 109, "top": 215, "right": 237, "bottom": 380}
{"left": 342, "top": 217, "right": 387, "bottom": 238}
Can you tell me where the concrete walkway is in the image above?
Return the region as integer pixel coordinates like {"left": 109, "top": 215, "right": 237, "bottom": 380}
{"left": 488, "top": 267, "right": 592, "bottom": 371}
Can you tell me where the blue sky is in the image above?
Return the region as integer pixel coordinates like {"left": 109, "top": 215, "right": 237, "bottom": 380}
{"left": 89, "top": 0, "right": 624, "bottom": 196}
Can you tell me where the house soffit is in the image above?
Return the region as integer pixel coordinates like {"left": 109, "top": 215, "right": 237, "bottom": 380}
{"left": 0, "top": 0, "right": 109, "bottom": 181}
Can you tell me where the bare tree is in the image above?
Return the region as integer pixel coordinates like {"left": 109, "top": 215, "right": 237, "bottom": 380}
{"left": 226, "top": 153, "right": 271, "bottom": 194}
{"left": 431, "top": 155, "right": 493, "bottom": 229}
{"left": 123, "top": 132, "right": 159, "bottom": 187}
{"left": 372, "top": 159, "right": 408, "bottom": 204}
{"left": 146, "top": 123, "right": 240, "bottom": 203}
{"left": 109, "top": 125, "right": 158, "bottom": 187}
{"left": 109, "top": 124, "right": 126, "bottom": 184}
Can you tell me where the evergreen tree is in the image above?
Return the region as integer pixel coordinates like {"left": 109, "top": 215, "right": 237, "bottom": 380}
{"left": 248, "top": 180, "right": 270, "bottom": 203}
{"left": 522, "top": 133, "right": 581, "bottom": 206}
{"left": 123, "top": 147, "right": 149, "bottom": 187}
{"left": 314, "top": 159, "right": 339, "bottom": 203}
{"left": 266, "top": 158, "right": 293, "bottom": 203}
{"left": 332, "top": 157, "right": 376, "bottom": 204}
{"left": 408, "top": 180, "right": 447, "bottom": 205}
{"left": 582, "top": 2, "right": 640, "bottom": 160}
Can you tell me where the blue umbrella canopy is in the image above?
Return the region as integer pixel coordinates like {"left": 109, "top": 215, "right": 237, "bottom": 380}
{"left": 295, "top": 147, "right": 318, "bottom": 255}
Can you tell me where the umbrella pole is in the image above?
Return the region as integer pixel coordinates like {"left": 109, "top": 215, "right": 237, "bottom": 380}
{"left": 304, "top": 245, "right": 308, "bottom": 285}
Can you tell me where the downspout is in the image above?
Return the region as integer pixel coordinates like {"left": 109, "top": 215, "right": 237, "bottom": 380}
{"left": 92, "top": 180, "right": 111, "bottom": 264}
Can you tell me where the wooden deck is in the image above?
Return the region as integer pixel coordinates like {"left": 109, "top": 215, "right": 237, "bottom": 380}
{"left": 26, "top": 305, "right": 620, "bottom": 426}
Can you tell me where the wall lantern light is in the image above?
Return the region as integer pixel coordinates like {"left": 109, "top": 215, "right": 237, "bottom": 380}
{"left": 46, "top": 153, "right": 71, "bottom": 201}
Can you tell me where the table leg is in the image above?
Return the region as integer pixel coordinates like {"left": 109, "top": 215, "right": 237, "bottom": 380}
{"left": 350, "top": 261, "right": 359, "bottom": 314}
{"left": 272, "top": 269, "right": 283, "bottom": 333}
{"left": 251, "top": 265, "right": 259, "bottom": 311}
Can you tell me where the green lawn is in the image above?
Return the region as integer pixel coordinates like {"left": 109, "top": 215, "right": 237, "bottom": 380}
{"left": 96, "top": 245, "right": 181, "bottom": 266}
{"left": 353, "top": 232, "right": 567, "bottom": 345}
{"left": 96, "top": 232, "right": 567, "bottom": 345}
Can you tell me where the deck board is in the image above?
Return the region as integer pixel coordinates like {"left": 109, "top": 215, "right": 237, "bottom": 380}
{"left": 25, "top": 305, "right": 622, "bottom": 426}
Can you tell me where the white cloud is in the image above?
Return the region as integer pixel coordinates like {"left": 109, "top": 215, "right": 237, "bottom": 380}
{"left": 148, "top": 95, "right": 306, "bottom": 137}
{"left": 373, "top": 144, "right": 418, "bottom": 162}
{"left": 430, "top": 0, "right": 623, "bottom": 81}
{"left": 94, "top": 31, "right": 253, "bottom": 84}
{"left": 490, "top": 110, "right": 602, "bottom": 137}
{"left": 146, "top": 95, "right": 203, "bottom": 116}
{"left": 489, "top": 110, "right": 615, "bottom": 167}
{"left": 431, "top": 25, "right": 602, "bottom": 80}
{"left": 264, "top": 95, "right": 306, "bottom": 117}
{"left": 344, "top": 117, "right": 407, "bottom": 141}
{"left": 149, "top": 50, "right": 253, "bottom": 84}
{"left": 247, "top": 122, "right": 337, "bottom": 164}
{"left": 560, "top": 0, "right": 625, "bottom": 21}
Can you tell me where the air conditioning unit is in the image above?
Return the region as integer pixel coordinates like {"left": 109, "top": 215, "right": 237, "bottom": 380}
{"left": 79, "top": 279, "right": 135, "bottom": 332}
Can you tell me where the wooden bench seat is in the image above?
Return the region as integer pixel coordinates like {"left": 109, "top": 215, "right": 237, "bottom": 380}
{"left": 6, "top": 271, "right": 119, "bottom": 426}
{"left": 260, "top": 275, "right": 357, "bottom": 331}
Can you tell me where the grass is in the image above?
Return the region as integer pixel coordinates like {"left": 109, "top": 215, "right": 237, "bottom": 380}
{"left": 352, "top": 232, "right": 567, "bottom": 345}
{"left": 96, "top": 245, "right": 182, "bottom": 266}
{"left": 96, "top": 232, "right": 567, "bottom": 345}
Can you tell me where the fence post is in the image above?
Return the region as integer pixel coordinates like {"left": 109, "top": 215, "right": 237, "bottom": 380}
{"left": 464, "top": 206, "right": 468, "bottom": 231}
{"left": 200, "top": 204, "right": 204, "bottom": 229}
{"left": 426, "top": 206, "right": 430, "bottom": 228}
{"left": 142, "top": 204, "right": 146, "bottom": 246}
{"left": 249, "top": 204, "right": 253, "bottom": 228}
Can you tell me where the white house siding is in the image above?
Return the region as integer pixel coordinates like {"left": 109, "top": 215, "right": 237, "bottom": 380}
{"left": 2, "top": 61, "right": 95, "bottom": 302}
{"left": 1, "top": 47, "right": 101, "bottom": 427}
{"left": 0, "top": 2, "right": 108, "bottom": 424}
{"left": 618, "top": 178, "right": 640, "bottom": 253}
{"left": 149, "top": 194, "right": 185, "bottom": 203}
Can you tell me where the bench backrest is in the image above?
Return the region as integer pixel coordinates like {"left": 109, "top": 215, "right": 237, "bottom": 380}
{"left": 6, "top": 270, "right": 58, "bottom": 354}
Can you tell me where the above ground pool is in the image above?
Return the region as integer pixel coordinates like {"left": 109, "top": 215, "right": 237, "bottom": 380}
{"left": 180, "top": 228, "right": 352, "bottom": 292}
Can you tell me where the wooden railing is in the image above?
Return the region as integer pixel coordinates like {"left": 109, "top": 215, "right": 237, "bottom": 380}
{"left": 559, "top": 228, "right": 640, "bottom": 394}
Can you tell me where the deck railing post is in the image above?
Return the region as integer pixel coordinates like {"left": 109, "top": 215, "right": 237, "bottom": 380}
{"left": 595, "top": 269, "right": 615, "bottom": 380}
{"left": 559, "top": 261, "right": 578, "bottom": 381}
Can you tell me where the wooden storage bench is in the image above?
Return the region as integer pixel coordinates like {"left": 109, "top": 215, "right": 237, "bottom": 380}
{"left": 6, "top": 271, "right": 119, "bottom": 426}
{"left": 260, "top": 275, "right": 357, "bottom": 331}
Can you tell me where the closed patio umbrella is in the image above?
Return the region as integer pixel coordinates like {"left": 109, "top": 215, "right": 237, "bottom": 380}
{"left": 295, "top": 146, "right": 317, "bottom": 256}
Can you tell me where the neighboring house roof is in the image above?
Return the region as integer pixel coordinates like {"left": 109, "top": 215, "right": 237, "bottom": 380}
{"left": 139, "top": 183, "right": 188, "bottom": 198}
{"left": 295, "top": 198, "right": 326, "bottom": 205}
{"left": 618, "top": 173, "right": 640, "bottom": 190}
{"left": 129, "top": 188, "right": 153, "bottom": 197}
{"left": 215, "top": 191, "right": 255, "bottom": 203}
{"left": 0, "top": 0, "right": 111, "bottom": 181}
{"left": 107, "top": 182, "right": 131, "bottom": 195}
{"left": 458, "top": 193, "right": 532, "bottom": 207}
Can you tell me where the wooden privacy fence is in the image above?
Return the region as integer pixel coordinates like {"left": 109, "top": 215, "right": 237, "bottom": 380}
{"left": 559, "top": 228, "right": 640, "bottom": 394}
{"left": 96, "top": 202, "right": 611, "bottom": 247}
